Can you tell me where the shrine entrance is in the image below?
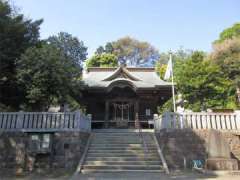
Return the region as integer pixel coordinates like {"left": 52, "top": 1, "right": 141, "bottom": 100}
{"left": 110, "top": 101, "right": 134, "bottom": 128}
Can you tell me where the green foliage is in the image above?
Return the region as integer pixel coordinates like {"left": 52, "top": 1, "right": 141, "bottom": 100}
{"left": 214, "top": 23, "right": 240, "bottom": 43}
{"left": 47, "top": 32, "right": 87, "bottom": 67}
{"left": 211, "top": 37, "right": 240, "bottom": 105}
{"left": 158, "top": 48, "right": 193, "bottom": 65}
{"left": 17, "top": 44, "right": 82, "bottom": 110}
{"left": 95, "top": 42, "right": 114, "bottom": 55}
{"left": 174, "top": 51, "right": 234, "bottom": 111}
{"left": 86, "top": 53, "right": 118, "bottom": 68}
{"left": 111, "top": 36, "right": 159, "bottom": 66}
{"left": 211, "top": 38, "right": 240, "bottom": 85}
{"left": 96, "top": 46, "right": 105, "bottom": 55}
{"left": 95, "top": 37, "right": 160, "bottom": 67}
{"left": 155, "top": 62, "right": 167, "bottom": 79}
{"left": 158, "top": 98, "right": 174, "bottom": 114}
{"left": 0, "top": 0, "right": 43, "bottom": 110}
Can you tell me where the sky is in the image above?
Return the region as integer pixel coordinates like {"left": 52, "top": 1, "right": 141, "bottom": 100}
{"left": 12, "top": 0, "right": 240, "bottom": 57}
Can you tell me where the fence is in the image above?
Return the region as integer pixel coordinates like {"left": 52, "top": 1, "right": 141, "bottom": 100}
{"left": 0, "top": 111, "right": 91, "bottom": 132}
{"left": 154, "top": 111, "right": 240, "bottom": 131}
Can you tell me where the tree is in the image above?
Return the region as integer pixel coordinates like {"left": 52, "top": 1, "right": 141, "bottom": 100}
{"left": 105, "top": 42, "right": 114, "bottom": 53}
{"left": 111, "top": 36, "right": 159, "bottom": 67}
{"left": 86, "top": 53, "right": 118, "bottom": 68}
{"left": 95, "top": 42, "right": 114, "bottom": 55}
{"left": 175, "top": 51, "right": 233, "bottom": 111}
{"left": 210, "top": 37, "right": 240, "bottom": 104}
{"left": 0, "top": 0, "right": 42, "bottom": 110}
{"left": 214, "top": 23, "right": 240, "bottom": 43}
{"left": 95, "top": 46, "right": 105, "bottom": 55}
{"left": 17, "top": 44, "right": 82, "bottom": 110}
{"left": 155, "top": 62, "right": 167, "bottom": 79}
{"left": 47, "top": 32, "right": 88, "bottom": 67}
{"left": 158, "top": 48, "right": 193, "bottom": 65}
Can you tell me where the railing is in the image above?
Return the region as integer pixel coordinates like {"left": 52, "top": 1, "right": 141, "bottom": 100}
{"left": 154, "top": 111, "right": 240, "bottom": 131}
{"left": 135, "top": 113, "right": 149, "bottom": 156}
{"left": 0, "top": 111, "right": 91, "bottom": 132}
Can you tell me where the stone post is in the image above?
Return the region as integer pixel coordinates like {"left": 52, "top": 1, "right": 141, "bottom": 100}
{"left": 104, "top": 101, "right": 109, "bottom": 128}
{"left": 75, "top": 110, "right": 81, "bottom": 129}
{"left": 154, "top": 114, "right": 160, "bottom": 131}
{"left": 87, "top": 114, "right": 92, "bottom": 131}
{"left": 17, "top": 111, "right": 24, "bottom": 129}
{"left": 235, "top": 110, "right": 240, "bottom": 130}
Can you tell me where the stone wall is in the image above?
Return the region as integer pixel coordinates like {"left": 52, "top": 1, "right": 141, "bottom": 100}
{"left": 0, "top": 131, "right": 89, "bottom": 175}
{"left": 156, "top": 129, "right": 240, "bottom": 169}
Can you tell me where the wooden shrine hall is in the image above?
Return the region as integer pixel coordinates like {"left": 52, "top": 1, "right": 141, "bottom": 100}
{"left": 80, "top": 65, "right": 172, "bottom": 129}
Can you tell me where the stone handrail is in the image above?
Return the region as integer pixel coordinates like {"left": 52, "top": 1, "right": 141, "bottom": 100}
{"left": 154, "top": 111, "right": 240, "bottom": 131}
{"left": 0, "top": 111, "right": 91, "bottom": 132}
{"left": 135, "top": 113, "right": 149, "bottom": 157}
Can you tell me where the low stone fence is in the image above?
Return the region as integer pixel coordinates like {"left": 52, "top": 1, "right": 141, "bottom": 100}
{"left": 154, "top": 111, "right": 240, "bottom": 131}
{"left": 0, "top": 111, "right": 91, "bottom": 132}
{"left": 0, "top": 111, "right": 91, "bottom": 175}
{"left": 156, "top": 129, "right": 240, "bottom": 169}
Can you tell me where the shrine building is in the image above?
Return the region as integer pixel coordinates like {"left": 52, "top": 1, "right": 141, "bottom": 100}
{"left": 80, "top": 65, "right": 172, "bottom": 128}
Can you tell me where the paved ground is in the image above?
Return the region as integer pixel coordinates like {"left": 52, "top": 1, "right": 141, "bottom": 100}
{"left": 72, "top": 171, "right": 240, "bottom": 180}
{"left": 1, "top": 171, "right": 240, "bottom": 180}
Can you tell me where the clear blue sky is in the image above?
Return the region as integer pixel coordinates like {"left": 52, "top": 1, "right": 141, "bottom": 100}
{"left": 12, "top": 0, "right": 240, "bottom": 57}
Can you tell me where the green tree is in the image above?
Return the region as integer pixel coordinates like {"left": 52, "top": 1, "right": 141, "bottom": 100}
{"left": 214, "top": 23, "right": 240, "bottom": 43}
{"left": 155, "top": 62, "right": 167, "bottom": 79}
{"left": 95, "top": 46, "right": 105, "bottom": 55}
{"left": 158, "top": 48, "right": 192, "bottom": 65}
{"left": 86, "top": 53, "right": 118, "bottom": 68}
{"left": 47, "top": 32, "right": 87, "bottom": 67}
{"left": 210, "top": 37, "right": 240, "bottom": 105}
{"left": 0, "top": 0, "right": 42, "bottom": 110}
{"left": 111, "top": 36, "right": 159, "bottom": 66}
{"left": 105, "top": 42, "right": 114, "bottom": 53}
{"left": 17, "top": 44, "right": 82, "bottom": 111}
{"left": 175, "top": 51, "right": 233, "bottom": 111}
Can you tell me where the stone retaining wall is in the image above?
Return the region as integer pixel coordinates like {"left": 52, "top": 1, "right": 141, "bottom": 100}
{"left": 0, "top": 131, "right": 89, "bottom": 174}
{"left": 156, "top": 129, "right": 240, "bottom": 169}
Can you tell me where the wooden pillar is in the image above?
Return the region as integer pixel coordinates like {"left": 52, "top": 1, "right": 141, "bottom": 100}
{"left": 134, "top": 100, "right": 139, "bottom": 128}
{"left": 104, "top": 100, "right": 109, "bottom": 128}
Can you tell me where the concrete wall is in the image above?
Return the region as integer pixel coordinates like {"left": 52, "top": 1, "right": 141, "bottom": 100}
{"left": 0, "top": 131, "right": 89, "bottom": 174}
{"left": 156, "top": 129, "right": 240, "bottom": 169}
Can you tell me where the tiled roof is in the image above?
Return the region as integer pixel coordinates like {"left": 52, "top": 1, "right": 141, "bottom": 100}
{"left": 82, "top": 66, "right": 172, "bottom": 89}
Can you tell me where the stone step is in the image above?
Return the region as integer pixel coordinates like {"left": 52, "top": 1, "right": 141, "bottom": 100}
{"left": 81, "top": 169, "right": 164, "bottom": 173}
{"left": 90, "top": 144, "right": 156, "bottom": 148}
{"left": 88, "top": 149, "right": 157, "bottom": 153}
{"left": 92, "top": 139, "right": 154, "bottom": 142}
{"left": 93, "top": 134, "right": 152, "bottom": 139}
{"left": 89, "top": 146, "right": 157, "bottom": 150}
{"left": 82, "top": 165, "right": 162, "bottom": 170}
{"left": 87, "top": 153, "right": 159, "bottom": 158}
{"left": 92, "top": 129, "right": 154, "bottom": 133}
{"left": 84, "top": 161, "right": 162, "bottom": 166}
{"left": 91, "top": 142, "right": 155, "bottom": 145}
{"left": 86, "top": 157, "right": 160, "bottom": 161}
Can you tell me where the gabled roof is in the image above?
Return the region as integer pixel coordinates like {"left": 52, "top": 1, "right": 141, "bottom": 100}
{"left": 82, "top": 66, "right": 172, "bottom": 89}
{"left": 102, "top": 66, "right": 141, "bottom": 81}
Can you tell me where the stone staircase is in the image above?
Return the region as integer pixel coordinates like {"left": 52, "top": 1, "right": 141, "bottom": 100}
{"left": 81, "top": 131, "right": 164, "bottom": 173}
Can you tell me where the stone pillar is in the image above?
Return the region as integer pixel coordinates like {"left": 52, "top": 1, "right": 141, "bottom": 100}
{"left": 104, "top": 101, "right": 109, "bottom": 128}
{"left": 134, "top": 101, "right": 139, "bottom": 128}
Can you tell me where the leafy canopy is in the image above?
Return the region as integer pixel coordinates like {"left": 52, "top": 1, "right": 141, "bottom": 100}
{"left": 0, "top": 0, "right": 42, "bottom": 109}
{"left": 95, "top": 36, "right": 159, "bottom": 67}
{"left": 86, "top": 53, "right": 118, "bottom": 68}
{"left": 214, "top": 23, "right": 240, "bottom": 43}
{"left": 47, "top": 32, "right": 88, "bottom": 67}
{"left": 17, "top": 44, "right": 82, "bottom": 110}
{"left": 174, "top": 51, "right": 233, "bottom": 111}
